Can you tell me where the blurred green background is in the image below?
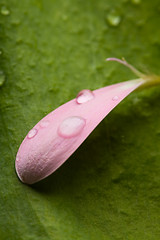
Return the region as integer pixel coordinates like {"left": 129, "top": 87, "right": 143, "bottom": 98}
{"left": 0, "top": 0, "right": 160, "bottom": 239}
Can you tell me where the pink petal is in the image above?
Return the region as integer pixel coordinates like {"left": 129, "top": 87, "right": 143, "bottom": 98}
{"left": 15, "top": 79, "right": 143, "bottom": 184}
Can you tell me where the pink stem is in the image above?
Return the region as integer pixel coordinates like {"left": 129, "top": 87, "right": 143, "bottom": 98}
{"left": 106, "top": 57, "right": 144, "bottom": 78}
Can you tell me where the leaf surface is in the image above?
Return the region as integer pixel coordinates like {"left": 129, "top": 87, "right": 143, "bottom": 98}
{"left": 0, "top": 0, "right": 160, "bottom": 239}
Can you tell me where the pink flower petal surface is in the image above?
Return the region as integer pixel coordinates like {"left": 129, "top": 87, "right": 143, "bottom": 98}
{"left": 16, "top": 79, "right": 143, "bottom": 184}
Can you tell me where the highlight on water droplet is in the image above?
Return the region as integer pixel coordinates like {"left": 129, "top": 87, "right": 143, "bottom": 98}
{"left": 1, "top": 6, "right": 10, "bottom": 16}
{"left": 106, "top": 12, "right": 121, "bottom": 27}
{"left": 0, "top": 71, "right": 5, "bottom": 87}
{"left": 58, "top": 116, "right": 86, "bottom": 138}
{"left": 112, "top": 95, "right": 119, "bottom": 101}
{"left": 27, "top": 128, "right": 38, "bottom": 139}
{"left": 76, "top": 89, "right": 94, "bottom": 104}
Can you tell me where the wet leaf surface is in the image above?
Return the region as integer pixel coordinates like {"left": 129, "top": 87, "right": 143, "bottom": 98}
{"left": 0, "top": 0, "right": 160, "bottom": 239}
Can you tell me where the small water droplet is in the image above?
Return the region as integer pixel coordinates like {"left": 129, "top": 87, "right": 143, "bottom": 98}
{"left": 40, "top": 120, "right": 50, "bottom": 128}
{"left": 0, "top": 50, "right": 2, "bottom": 55}
{"left": 131, "top": 0, "right": 141, "bottom": 5}
{"left": 27, "top": 128, "right": 38, "bottom": 139}
{"left": 16, "top": 156, "right": 20, "bottom": 162}
{"left": 1, "top": 6, "right": 10, "bottom": 16}
{"left": 76, "top": 89, "right": 94, "bottom": 104}
{"left": 58, "top": 116, "right": 86, "bottom": 138}
{"left": 0, "top": 71, "right": 5, "bottom": 87}
{"left": 112, "top": 96, "right": 119, "bottom": 101}
{"left": 106, "top": 12, "right": 121, "bottom": 27}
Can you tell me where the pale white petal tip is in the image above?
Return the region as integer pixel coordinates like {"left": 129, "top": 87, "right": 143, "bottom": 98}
{"left": 15, "top": 160, "right": 24, "bottom": 183}
{"left": 15, "top": 157, "right": 32, "bottom": 185}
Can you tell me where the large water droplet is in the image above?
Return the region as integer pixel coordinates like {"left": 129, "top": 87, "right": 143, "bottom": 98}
{"left": 27, "top": 128, "right": 38, "bottom": 139}
{"left": 106, "top": 12, "right": 121, "bottom": 27}
{"left": 0, "top": 71, "right": 5, "bottom": 87}
{"left": 76, "top": 89, "right": 94, "bottom": 104}
{"left": 58, "top": 116, "right": 86, "bottom": 138}
{"left": 1, "top": 6, "right": 10, "bottom": 16}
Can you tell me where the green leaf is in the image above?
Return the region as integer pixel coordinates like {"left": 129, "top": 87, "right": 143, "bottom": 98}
{"left": 0, "top": 0, "right": 160, "bottom": 239}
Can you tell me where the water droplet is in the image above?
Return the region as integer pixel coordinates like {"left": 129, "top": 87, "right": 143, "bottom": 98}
{"left": 16, "top": 156, "right": 20, "bottom": 162}
{"left": 131, "top": 0, "right": 141, "bottom": 4}
{"left": 106, "top": 12, "right": 121, "bottom": 27}
{"left": 112, "top": 96, "right": 119, "bottom": 101}
{"left": 0, "top": 50, "right": 2, "bottom": 55}
{"left": 40, "top": 120, "right": 49, "bottom": 128}
{"left": 76, "top": 89, "right": 94, "bottom": 104}
{"left": 1, "top": 6, "right": 10, "bottom": 16}
{"left": 0, "top": 71, "right": 5, "bottom": 87}
{"left": 58, "top": 116, "right": 86, "bottom": 138}
{"left": 27, "top": 128, "right": 38, "bottom": 139}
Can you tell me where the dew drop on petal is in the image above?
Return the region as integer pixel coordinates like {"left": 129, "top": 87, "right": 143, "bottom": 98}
{"left": 112, "top": 95, "right": 119, "bottom": 101}
{"left": 16, "top": 156, "right": 20, "bottom": 162}
{"left": 27, "top": 128, "right": 38, "bottom": 139}
{"left": 40, "top": 120, "right": 50, "bottom": 128}
{"left": 58, "top": 116, "right": 86, "bottom": 138}
{"left": 76, "top": 89, "right": 94, "bottom": 104}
